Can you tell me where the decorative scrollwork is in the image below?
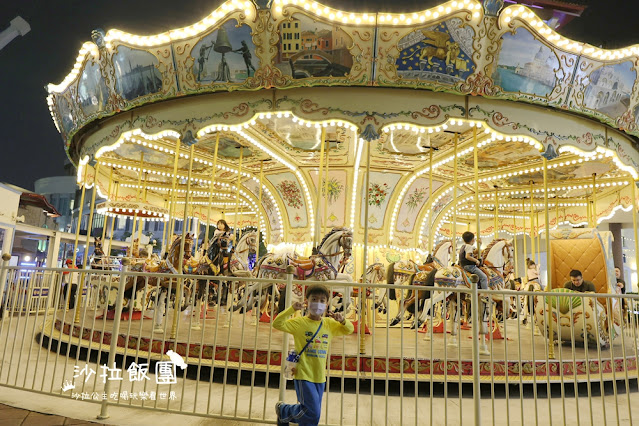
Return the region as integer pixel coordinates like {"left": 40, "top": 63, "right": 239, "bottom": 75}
{"left": 459, "top": 71, "right": 499, "bottom": 96}
{"left": 410, "top": 105, "right": 441, "bottom": 120}
{"left": 380, "top": 31, "right": 399, "bottom": 43}
{"left": 300, "top": 99, "right": 331, "bottom": 116}
{"left": 223, "top": 102, "right": 251, "bottom": 119}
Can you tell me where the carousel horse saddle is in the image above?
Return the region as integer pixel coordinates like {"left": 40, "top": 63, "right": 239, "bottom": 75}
{"left": 287, "top": 255, "right": 315, "bottom": 271}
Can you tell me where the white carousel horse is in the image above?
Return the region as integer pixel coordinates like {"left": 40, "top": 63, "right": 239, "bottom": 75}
{"left": 383, "top": 240, "right": 452, "bottom": 327}
{"left": 243, "top": 227, "right": 354, "bottom": 314}
{"left": 423, "top": 239, "right": 514, "bottom": 347}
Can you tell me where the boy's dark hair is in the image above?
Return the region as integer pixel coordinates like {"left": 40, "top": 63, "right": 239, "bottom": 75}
{"left": 462, "top": 231, "right": 475, "bottom": 244}
{"left": 305, "top": 284, "right": 330, "bottom": 300}
{"left": 569, "top": 269, "right": 582, "bottom": 278}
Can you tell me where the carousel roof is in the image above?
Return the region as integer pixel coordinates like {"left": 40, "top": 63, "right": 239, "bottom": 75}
{"left": 46, "top": 0, "right": 639, "bottom": 253}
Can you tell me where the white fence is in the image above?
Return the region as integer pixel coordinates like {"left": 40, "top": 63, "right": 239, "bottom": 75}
{"left": 0, "top": 258, "right": 638, "bottom": 425}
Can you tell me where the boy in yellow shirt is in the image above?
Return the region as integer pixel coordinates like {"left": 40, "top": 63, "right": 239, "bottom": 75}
{"left": 274, "top": 284, "right": 354, "bottom": 426}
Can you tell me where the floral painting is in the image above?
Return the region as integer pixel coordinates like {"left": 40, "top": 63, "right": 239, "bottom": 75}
{"left": 368, "top": 182, "right": 389, "bottom": 207}
{"left": 360, "top": 172, "right": 402, "bottom": 230}
{"left": 310, "top": 170, "right": 346, "bottom": 227}
{"left": 396, "top": 178, "right": 444, "bottom": 233}
{"left": 277, "top": 180, "right": 303, "bottom": 209}
{"left": 405, "top": 187, "right": 428, "bottom": 212}
{"left": 267, "top": 172, "right": 307, "bottom": 228}
{"left": 322, "top": 177, "right": 344, "bottom": 205}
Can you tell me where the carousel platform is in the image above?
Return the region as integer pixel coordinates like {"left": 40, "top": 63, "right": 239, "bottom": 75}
{"left": 40, "top": 309, "right": 637, "bottom": 385}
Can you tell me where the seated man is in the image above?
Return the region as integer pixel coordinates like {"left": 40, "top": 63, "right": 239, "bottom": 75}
{"left": 563, "top": 269, "right": 596, "bottom": 293}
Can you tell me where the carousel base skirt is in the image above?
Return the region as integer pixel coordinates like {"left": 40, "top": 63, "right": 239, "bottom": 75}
{"left": 40, "top": 310, "right": 637, "bottom": 384}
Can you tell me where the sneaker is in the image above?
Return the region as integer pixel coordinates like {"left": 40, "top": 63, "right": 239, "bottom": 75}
{"left": 275, "top": 401, "right": 287, "bottom": 426}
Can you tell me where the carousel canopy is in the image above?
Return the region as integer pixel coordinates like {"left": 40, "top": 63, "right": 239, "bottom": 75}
{"left": 46, "top": 0, "right": 639, "bottom": 253}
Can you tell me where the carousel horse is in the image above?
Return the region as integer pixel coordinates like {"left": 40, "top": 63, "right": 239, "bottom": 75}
{"left": 90, "top": 237, "right": 109, "bottom": 269}
{"left": 331, "top": 262, "right": 386, "bottom": 321}
{"left": 533, "top": 228, "right": 622, "bottom": 346}
{"left": 242, "top": 227, "right": 354, "bottom": 315}
{"left": 196, "top": 230, "right": 257, "bottom": 311}
{"left": 423, "top": 239, "right": 514, "bottom": 342}
{"left": 137, "top": 234, "right": 195, "bottom": 325}
{"left": 385, "top": 240, "right": 452, "bottom": 327}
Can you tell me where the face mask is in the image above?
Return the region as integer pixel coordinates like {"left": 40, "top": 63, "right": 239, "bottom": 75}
{"left": 309, "top": 302, "right": 326, "bottom": 316}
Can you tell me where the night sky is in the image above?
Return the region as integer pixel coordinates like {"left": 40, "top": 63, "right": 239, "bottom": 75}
{"left": 1, "top": 0, "right": 637, "bottom": 191}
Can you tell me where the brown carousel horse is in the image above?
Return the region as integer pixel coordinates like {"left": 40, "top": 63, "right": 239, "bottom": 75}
{"left": 386, "top": 240, "right": 452, "bottom": 328}
{"left": 127, "top": 233, "right": 195, "bottom": 318}
{"left": 195, "top": 230, "right": 257, "bottom": 311}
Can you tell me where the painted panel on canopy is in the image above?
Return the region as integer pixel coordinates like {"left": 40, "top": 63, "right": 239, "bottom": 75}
{"left": 505, "top": 158, "right": 616, "bottom": 188}
{"left": 396, "top": 177, "right": 444, "bottom": 233}
{"left": 275, "top": 14, "right": 354, "bottom": 81}
{"left": 266, "top": 172, "right": 308, "bottom": 228}
{"left": 359, "top": 172, "right": 402, "bottom": 230}
{"left": 56, "top": 93, "right": 76, "bottom": 139}
{"left": 113, "top": 46, "right": 164, "bottom": 101}
{"left": 78, "top": 61, "right": 109, "bottom": 117}
{"left": 394, "top": 17, "right": 476, "bottom": 86}
{"left": 243, "top": 178, "right": 282, "bottom": 238}
{"left": 190, "top": 19, "right": 257, "bottom": 86}
{"left": 581, "top": 62, "right": 636, "bottom": 121}
{"left": 492, "top": 26, "right": 571, "bottom": 101}
{"left": 309, "top": 170, "right": 346, "bottom": 227}
{"left": 467, "top": 140, "right": 540, "bottom": 170}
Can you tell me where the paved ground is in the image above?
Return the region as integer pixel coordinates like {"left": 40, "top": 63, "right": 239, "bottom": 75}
{"left": 0, "top": 403, "right": 98, "bottom": 426}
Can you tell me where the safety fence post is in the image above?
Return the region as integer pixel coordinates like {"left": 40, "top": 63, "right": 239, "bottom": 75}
{"left": 97, "top": 259, "right": 130, "bottom": 420}
{"left": 469, "top": 275, "right": 482, "bottom": 426}
{"left": 278, "top": 265, "right": 295, "bottom": 403}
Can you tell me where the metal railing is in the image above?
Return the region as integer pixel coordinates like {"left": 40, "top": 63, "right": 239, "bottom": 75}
{"left": 0, "top": 255, "right": 638, "bottom": 425}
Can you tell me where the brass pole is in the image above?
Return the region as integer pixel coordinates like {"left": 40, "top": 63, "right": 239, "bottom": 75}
{"left": 76, "top": 161, "right": 101, "bottom": 323}
{"left": 522, "top": 198, "right": 527, "bottom": 284}
{"left": 555, "top": 200, "right": 560, "bottom": 230}
{"left": 323, "top": 137, "right": 330, "bottom": 237}
{"left": 81, "top": 162, "right": 101, "bottom": 271}
{"left": 361, "top": 140, "right": 372, "bottom": 354}
{"left": 494, "top": 187, "right": 499, "bottom": 240}
{"left": 543, "top": 157, "right": 555, "bottom": 359}
{"left": 136, "top": 172, "right": 147, "bottom": 247}
{"left": 474, "top": 128, "right": 480, "bottom": 256}
{"left": 586, "top": 195, "right": 591, "bottom": 228}
{"left": 129, "top": 153, "right": 144, "bottom": 257}
{"left": 106, "top": 183, "right": 119, "bottom": 257}
{"left": 530, "top": 182, "right": 536, "bottom": 265}
{"left": 171, "top": 144, "right": 195, "bottom": 340}
{"left": 72, "top": 164, "right": 89, "bottom": 264}
{"left": 315, "top": 127, "right": 326, "bottom": 247}
{"left": 631, "top": 182, "right": 639, "bottom": 295}
{"left": 258, "top": 160, "right": 265, "bottom": 251}
{"left": 204, "top": 133, "right": 221, "bottom": 252}
{"left": 452, "top": 133, "right": 458, "bottom": 255}
{"left": 429, "top": 146, "right": 434, "bottom": 254}
{"left": 234, "top": 147, "right": 244, "bottom": 240}
{"left": 165, "top": 139, "right": 182, "bottom": 254}
{"left": 160, "top": 197, "right": 168, "bottom": 254}
{"left": 513, "top": 213, "right": 518, "bottom": 279}
{"left": 101, "top": 167, "right": 114, "bottom": 242}
{"left": 592, "top": 173, "right": 597, "bottom": 228}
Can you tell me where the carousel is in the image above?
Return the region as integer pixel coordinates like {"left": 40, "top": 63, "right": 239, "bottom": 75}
{"left": 42, "top": 0, "right": 639, "bottom": 384}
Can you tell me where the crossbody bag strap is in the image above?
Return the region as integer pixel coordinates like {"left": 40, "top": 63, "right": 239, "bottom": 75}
{"left": 295, "top": 320, "right": 323, "bottom": 362}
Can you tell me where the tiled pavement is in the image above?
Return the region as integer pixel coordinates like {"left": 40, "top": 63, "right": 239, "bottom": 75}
{"left": 0, "top": 404, "right": 99, "bottom": 426}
